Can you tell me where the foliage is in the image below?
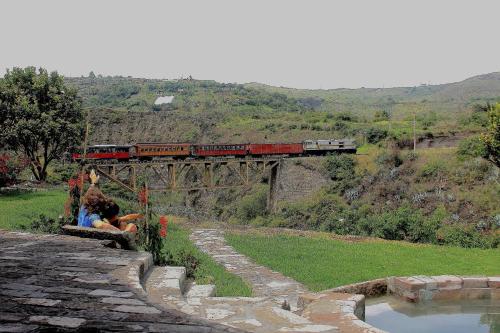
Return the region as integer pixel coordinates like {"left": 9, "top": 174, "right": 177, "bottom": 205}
{"left": 143, "top": 220, "right": 167, "bottom": 265}
{"left": 436, "top": 224, "right": 499, "bottom": 249}
{"left": 480, "top": 103, "right": 500, "bottom": 167}
{"left": 22, "top": 214, "right": 66, "bottom": 234}
{"left": 375, "top": 149, "right": 403, "bottom": 168}
{"left": 162, "top": 223, "right": 252, "bottom": 296}
{"left": 366, "top": 127, "right": 388, "bottom": 144}
{"left": 417, "top": 160, "right": 448, "bottom": 180}
{"left": 232, "top": 186, "right": 268, "bottom": 223}
{"left": 226, "top": 232, "right": 500, "bottom": 291}
{"left": 356, "top": 204, "right": 444, "bottom": 243}
{"left": 457, "top": 136, "right": 488, "bottom": 159}
{"left": 374, "top": 109, "right": 390, "bottom": 121}
{"left": 0, "top": 67, "right": 83, "bottom": 181}
{"left": 324, "top": 154, "right": 357, "bottom": 194}
{"left": 0, "top": 153, "right": 28, "bottom": 187}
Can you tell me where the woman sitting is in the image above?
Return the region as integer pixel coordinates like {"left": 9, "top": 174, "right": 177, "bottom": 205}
{"left": 77, "top": 170, "right": 140, "bottom": 233}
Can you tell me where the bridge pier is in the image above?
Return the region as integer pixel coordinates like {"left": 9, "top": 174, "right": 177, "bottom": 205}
{"left": 267, "top": 161, "right": 281, "bottom": 213}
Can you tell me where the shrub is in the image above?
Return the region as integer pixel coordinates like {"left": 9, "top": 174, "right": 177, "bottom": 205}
{"left": 436, "top": 224, "right": 498, "bottom": 249}
{"left": 324, "top": 154, "right": 358, "bottom": 194}
{"left": 234, "top": 187, "right": 267, "bottom": 223}
{"left": 143, "top": 221, "right": 167, "bottom": 265}
{"left": 418, "top": 161, "right": 447, "bottom": 180}
{"left": 333, "top": 112, "right": 357, "bottom": 122}
{"left": 356, "top": 205, "right": 443, "bottom": 243}
{"left": 366, "top": 128, "right": 388, "bottom": 144}
{"left": 375, "top": 149, "right": 403, "bottom": 168}
{"left": 457, "top": 136, "right": 488, "bottom": 160}
{"left": 374, "top": 110, "right": 390, "bottom": 122}
{"left": 23, "top": 214, "right": 66, "bottom": 234}
{"left": 0, "top": 153, "right": 27, "bottom": 187}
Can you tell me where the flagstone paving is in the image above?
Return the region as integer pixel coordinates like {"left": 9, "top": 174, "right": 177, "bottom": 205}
{"left": 145, "top": 229, "right": 341, "bottom": 333}
{"left": 0, "top": 230, "right": 243, "bottom": 332}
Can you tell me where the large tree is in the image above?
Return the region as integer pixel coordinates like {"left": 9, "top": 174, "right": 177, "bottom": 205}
{"left": 480, "top": 103, "right": 500, "bottom": 168}
{"left": 0, "top": 67, "right": 83, "bottom": 181}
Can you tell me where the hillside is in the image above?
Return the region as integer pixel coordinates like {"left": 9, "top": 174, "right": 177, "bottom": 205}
{"left": 65, "top": 72, "right": 500, "bottom": 145}
{"left": 61, "top": 73, "right": 500, "bottom": 249}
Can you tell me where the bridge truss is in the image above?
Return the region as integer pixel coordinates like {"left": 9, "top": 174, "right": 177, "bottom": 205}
{"left": 82, "top": 157, "right": 283, "bottom": 212}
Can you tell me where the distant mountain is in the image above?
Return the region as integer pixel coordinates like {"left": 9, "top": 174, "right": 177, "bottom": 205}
{"left": 244, "top": 72, "right": 500, "bottom": 113}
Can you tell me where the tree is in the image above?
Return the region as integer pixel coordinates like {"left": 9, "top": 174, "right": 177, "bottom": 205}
{"left": 0, "top": 67, "right": 83, "bottom": 181}
{"left": 480, "top": 103, "right": 500, "bottom": 168}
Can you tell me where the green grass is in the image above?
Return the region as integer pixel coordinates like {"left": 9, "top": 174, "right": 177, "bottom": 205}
{"left": 163, "top": 223, "right": 252, "bottom": 297}
{"left": 0, "top": 190, "right": 67, "bottom": 230}
{"left": 226, "top": 233, "right": 500, "bottom": 292}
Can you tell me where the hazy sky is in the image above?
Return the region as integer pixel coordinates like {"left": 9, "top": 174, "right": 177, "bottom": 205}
{"left": 1, "top": 0, "right": 499, "bottom": 89}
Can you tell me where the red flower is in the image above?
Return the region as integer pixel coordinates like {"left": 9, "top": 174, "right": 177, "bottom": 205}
{"left": 138, "top": 187, "right": 149, "bottom": 206}
{"left": 159, "top": 216, "right": 168, "bottom": 238}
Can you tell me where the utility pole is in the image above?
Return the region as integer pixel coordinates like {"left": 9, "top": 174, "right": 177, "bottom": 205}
{"left": 413, "top": 112, "right": 416, "bottom": 153}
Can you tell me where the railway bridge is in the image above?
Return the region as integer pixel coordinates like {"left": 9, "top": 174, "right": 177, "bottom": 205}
{"left": 82, "top": 157, "right": 286, "bottom": 212}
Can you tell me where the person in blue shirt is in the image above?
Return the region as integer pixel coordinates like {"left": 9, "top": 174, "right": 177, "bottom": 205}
{"left": 77, "top": 184, "right": 121, "bottom": 230}
{"left": 77, "top": 170, "right": 139, "bottom": 233}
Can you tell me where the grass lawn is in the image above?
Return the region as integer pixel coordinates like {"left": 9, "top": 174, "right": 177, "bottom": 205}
{"left": 226, "top": 232, "right": 500, "bottom": 292}
{"left": 162, "top": 222, "right": 252, "bottom": 297}
{"left": 0, "top": 190, "right": 67, "bottom": 230}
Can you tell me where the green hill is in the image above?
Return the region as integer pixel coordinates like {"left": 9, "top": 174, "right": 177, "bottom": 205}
{"left": 62, "top": 73, "right": 499, "bottom": 249}
{"left": 65, "top": 72, "right": 500, "bottom": 145}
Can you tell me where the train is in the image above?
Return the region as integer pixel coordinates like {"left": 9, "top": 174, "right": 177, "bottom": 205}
{"left": 72, "top": 139, "right": 356, "bottom": 162}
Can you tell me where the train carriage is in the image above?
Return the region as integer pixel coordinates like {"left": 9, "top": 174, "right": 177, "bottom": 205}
{"left": 249, "top": 143, "right": 304, "bottom": 156}
{"left": 72, "top": 145, "right": 131, "bottom": 161}
{"left": 192, "top": 144, "right": 248, "bottom": 157}
{"left": 133, "top": 143, "right": 190, "bottom": 160}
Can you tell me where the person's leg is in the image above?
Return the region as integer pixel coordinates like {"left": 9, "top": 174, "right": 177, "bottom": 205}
{"left": 124, "top": 223, "right": 137, "bottom": 233}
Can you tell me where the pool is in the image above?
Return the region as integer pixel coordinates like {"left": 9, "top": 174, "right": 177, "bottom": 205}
{"left": 365, "top": 295, "right": 500, "bottom": 333}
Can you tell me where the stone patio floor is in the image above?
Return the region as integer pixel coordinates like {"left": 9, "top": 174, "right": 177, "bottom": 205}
{"left": 0, "top": 230, "right": 243, "bottom": 333}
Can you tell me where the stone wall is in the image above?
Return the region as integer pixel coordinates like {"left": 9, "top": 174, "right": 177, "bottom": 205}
{"left": 388, "top": 275, "right": 500, "bottom": 303}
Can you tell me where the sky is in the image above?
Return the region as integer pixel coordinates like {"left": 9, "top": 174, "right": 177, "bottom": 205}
{"left": 1, "top": 0, "right": 499, "bottom": 89}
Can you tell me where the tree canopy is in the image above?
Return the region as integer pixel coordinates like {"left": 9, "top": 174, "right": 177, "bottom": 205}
{"left": 0, "top": 67, "right": 83, "bottom": 181}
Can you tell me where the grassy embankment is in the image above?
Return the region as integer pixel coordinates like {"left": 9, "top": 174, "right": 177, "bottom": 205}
{"left": 0, "top": 190, "right": 67, "bottom": 230}
{"left": 162, "top": 222, "right": 252, "bottom": 297}
{"left": 0, "top": 189, "right": 251, "bottom": 297}
{"left": 226, "top": 232, "right": 500, "bottom": 292}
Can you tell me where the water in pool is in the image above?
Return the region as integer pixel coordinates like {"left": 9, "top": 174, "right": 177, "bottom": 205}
{"left": 365, "top": 295, "right": 500, "bottom": 333}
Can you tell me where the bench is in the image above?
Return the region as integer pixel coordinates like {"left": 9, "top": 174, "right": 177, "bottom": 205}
{"left": 62, "top": 225, "right": 137, "bottom": 251}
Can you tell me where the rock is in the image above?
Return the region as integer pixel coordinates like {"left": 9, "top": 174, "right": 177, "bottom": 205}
{"left": 462, "top": 276, "right": 488, "bottom": 288}
{"left": 88, "top": 289, "right": 134, "bottom": 298}
{"left": 112, "top": 305, "right": 162, "bottom": 314}
{"left": 29, "top": 315, "right": 86, "bottom": 328}
{"left": 186, "top": 284, "right": 216, "bottom": 298}
{"left": 14, "top": 298, "right": 61, "bottom": 307}
{"left": 101, "top": 297, "right": 146, "bottom": 305}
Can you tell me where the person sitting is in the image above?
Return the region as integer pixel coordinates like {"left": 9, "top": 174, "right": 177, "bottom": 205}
{"left": 77, "top": 184, "right": 121, "bottom": 231}
{"left": 77, "top": 170, "right": 140, "bottom": 233}
{"left": 101, "top": 200, "right": 139, "bottom": 234}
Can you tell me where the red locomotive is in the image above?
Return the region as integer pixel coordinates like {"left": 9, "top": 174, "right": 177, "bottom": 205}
{"left": 72, "top": 139, "right": 356, "bottom": 162}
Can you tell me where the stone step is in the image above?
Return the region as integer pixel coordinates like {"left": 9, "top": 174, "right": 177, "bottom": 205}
{"left": 145, "top": 266, "right": 187, "bottom": 298}
{"left": 164, "top": 266, "right": 187, "bottom": 295}
{"left": 186, "top": 284, "right": 216, "bottom": 298}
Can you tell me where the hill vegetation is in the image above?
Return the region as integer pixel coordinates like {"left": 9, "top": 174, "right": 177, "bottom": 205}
{"left": 65, "top": 72, "right": 500, "bottom": 146}
{"left": 60, "top": 72, "right": 500, "bottom": 248}
{"left": 2, "top": 71, "right": 498, "bottom": 249}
